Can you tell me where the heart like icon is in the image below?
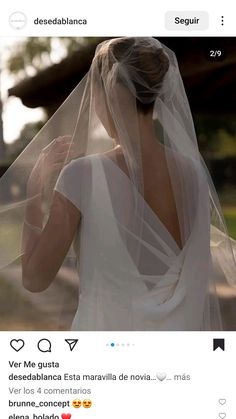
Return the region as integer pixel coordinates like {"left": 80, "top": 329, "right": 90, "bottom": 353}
{"left": 219, "top": 399, "right": 226, "bottom": 405}
{"left": 61, "top": 414, "right": 71, "bottom": 419}
{"left": 156, "top": 372, "right": 167, "bottom": 381}
{"left": 10, "top": 339, "right": 25, "bottom": 352}
{"left": 219, "top": 413, "right": 226, "bottom": 419}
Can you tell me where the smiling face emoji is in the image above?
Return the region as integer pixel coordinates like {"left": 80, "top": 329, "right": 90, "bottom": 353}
{"left": 83, "top": 399, "right": 92, "bottom": 408}
{"left": 72, "top": 399, "right": 82, "bottom": 408}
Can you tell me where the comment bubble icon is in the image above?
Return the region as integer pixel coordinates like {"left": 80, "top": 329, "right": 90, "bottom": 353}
{"left": 37, "top": 338, "right": 51, "bottom": 353}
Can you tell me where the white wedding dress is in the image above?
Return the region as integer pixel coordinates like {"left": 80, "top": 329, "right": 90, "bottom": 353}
{"left": 55, "top": 152, "right": 220, "bottom": 331}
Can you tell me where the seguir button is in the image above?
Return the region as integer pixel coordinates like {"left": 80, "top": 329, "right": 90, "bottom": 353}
{"left": 165, "top": 11, "right": 209, "bottom": 30}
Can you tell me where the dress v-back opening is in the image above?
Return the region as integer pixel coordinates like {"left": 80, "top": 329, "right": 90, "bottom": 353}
{"left": 99, "top": 152, "right": 184, "bottom": 253}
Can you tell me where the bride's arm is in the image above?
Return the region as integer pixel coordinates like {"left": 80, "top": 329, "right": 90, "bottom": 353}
{"left": 21, "top": 136, "right": 80, "bottom": 292}
{"left": 22, "top": 192, "right": 80, "bottom": 293}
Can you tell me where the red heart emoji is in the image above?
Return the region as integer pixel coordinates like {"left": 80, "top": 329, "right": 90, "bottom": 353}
{"left": 61, "top": 415, "right": 71, "bottom": 419}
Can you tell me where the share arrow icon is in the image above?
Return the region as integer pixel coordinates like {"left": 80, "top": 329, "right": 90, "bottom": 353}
{"left": 65, "top": 339, "right": 79, "bottom": 351}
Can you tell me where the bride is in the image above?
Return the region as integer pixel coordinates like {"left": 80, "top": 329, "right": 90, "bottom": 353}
{"left": 1, "top": 37, "right": 235, "bottom": 330}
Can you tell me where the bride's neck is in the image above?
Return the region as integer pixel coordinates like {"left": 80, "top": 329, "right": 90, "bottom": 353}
{"left": 114, "top": 111, "right": 162, "bottom": 161}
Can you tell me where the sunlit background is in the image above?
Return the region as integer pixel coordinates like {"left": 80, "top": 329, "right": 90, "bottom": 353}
{"left": 0, "top": 37, "right": 93, "bottom": 147}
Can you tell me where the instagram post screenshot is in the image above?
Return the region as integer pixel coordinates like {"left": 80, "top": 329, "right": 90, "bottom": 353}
{"left": 0, "top": 1, "right": 236, "bottom": 418}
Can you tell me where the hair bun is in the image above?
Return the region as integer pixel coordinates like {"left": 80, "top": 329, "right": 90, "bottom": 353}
{"left": 96, "top": 37, "right": 170, "bottom": 113}
{"left": 112, "top": 38, "right": 169, "bottom": 103}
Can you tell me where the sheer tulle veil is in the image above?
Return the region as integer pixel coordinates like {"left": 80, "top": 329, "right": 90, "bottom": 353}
{"left": 0, "top": 37, "right": 235, "bottom": 330}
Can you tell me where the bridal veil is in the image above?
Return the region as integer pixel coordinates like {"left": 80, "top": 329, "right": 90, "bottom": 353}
{"left": 0, "top": 37, "right": 235, "bottom": 330}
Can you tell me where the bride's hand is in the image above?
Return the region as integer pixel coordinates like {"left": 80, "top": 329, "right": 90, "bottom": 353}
{"left": 27, "top": 135, "right": 76, "bottom": 194}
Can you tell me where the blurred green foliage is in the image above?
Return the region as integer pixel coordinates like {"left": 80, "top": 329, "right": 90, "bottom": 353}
{"left": 223, "top": 208, "right": 236, "bottom": 239}
{"left": 6, "top": 121, "right": 45, "bottom": 160}
{"left": 6, "top": 37, "right": 99, "bottom": 79}
{"left": 195, "top": 115, "right": 236, "bottom": 158}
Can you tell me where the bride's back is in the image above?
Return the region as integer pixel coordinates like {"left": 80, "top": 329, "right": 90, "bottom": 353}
{"left": 103, "top": 145, "right": 186, "bottom": 250}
